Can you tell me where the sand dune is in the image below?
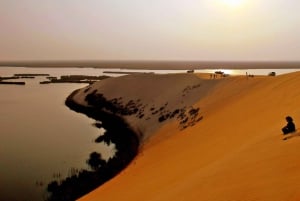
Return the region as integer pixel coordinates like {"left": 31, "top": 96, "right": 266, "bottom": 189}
{"left": 72, "top": 73, "right": 213, "bottom": 143}
{"left": 76, "top": 71, "right": 300, "bottom": 201}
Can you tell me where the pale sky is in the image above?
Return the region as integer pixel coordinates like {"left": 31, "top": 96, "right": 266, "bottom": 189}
{"left": 0, "top": 0, "right": 299, "bottom": 61}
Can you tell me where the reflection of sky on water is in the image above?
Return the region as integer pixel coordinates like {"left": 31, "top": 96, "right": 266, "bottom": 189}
{"left": 0, "top": 72, "right": 116, "bottom": 201}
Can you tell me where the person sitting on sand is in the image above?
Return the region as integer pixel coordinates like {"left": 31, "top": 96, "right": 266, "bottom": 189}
{"left": 282, "top": 116, "right": 296, "bottom": 135}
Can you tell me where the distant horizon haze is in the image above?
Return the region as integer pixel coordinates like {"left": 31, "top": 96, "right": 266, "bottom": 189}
{"left": 1, "top": 60, "right": 300, "bottom": 70}
{"left": 1, "top": 0, "right": 300, "bottom": 61}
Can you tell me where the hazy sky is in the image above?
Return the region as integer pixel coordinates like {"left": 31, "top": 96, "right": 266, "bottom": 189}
{"left": 0, "top": 0, "right": 299, "bottom": 61}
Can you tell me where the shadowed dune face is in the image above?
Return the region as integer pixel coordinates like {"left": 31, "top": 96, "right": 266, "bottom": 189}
{"left": 72, "top": 73, "right": 220, "bottom": 143}
{"left": 79, "top": 71, "right": 300, "bottom": 201}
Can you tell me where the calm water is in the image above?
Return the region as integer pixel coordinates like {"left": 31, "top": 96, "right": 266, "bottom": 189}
{"left": 0, "top": 68, "right": 116, "bottom": 201}
{"left": 0, "top": 66, "right": 299, "bottom": 201}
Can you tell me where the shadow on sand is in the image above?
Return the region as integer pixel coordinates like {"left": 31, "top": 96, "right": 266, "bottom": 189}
{"left": 45, "top": 89, "right": 139, "bottom": 201}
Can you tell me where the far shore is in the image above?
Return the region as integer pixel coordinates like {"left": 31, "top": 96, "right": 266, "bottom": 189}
{"left": 1, "top": 60, "right": 300, "bottom": 70}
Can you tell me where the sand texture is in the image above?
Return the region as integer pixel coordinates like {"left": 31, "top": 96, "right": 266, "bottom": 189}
{"left": 73, "top": 72, "right": 300, "bottom": 201}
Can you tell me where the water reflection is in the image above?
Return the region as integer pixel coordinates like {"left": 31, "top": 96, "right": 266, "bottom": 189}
{"left": 0, "top": 69, "right": 117, "bottom": 201}
{"left": 46, "top": 118, "right": 138, "bottom": 201}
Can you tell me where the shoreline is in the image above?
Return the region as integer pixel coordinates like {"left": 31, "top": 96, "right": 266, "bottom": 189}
{"left": 65, "top": 89, "right": 139, "bottom": 155}
{"left": 49, "top": 88, "right": 140, "bottom": 201}
{"left": 58, "top": 72, "right": 206, "bottom": 200}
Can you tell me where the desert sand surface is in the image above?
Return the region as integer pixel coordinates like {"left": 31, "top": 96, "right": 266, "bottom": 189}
{"left": 73, "top": 71, "right": 300, "bottom": 201}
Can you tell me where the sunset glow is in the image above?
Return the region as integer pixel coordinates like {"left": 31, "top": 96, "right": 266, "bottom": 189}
{"left": 0, "top": 0, "right": 299, "bottom": 61}
{"left": 221, "top": 0, "right": 245, "bottom": 8}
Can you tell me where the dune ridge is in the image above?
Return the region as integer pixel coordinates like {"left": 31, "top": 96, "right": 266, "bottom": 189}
{"left": 71, "top": 73, "right": 211, "bottom": 144}
{"left": 75, "top": 71, "right": 300, "bottom": 201}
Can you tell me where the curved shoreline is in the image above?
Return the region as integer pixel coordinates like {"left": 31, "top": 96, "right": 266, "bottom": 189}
{"left": 65, "top": 88, "right": 140, "bottom": 169}
{"left": 46, "top": 89, "right": 140, "bottom": 201}
{"left": 55, "top": 73, "right": 207, "bottom": 201}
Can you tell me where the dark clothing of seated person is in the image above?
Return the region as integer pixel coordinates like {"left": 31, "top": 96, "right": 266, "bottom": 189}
{"left": 282, "top": 116, "right": 296, "bottom": 135}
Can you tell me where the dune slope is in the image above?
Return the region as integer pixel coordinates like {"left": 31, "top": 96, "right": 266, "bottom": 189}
{"left": 79, "top": 72, "right": 300, "bottom": 201}
{"left": 71, "top": 73, "right": 214, "bottom": 143}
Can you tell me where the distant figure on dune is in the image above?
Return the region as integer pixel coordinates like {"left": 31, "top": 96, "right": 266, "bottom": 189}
{"left": 282, "top": 116, "right": 296, "bottom": 135}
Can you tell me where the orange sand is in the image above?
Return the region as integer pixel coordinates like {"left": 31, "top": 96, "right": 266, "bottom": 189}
{"left": 78, "top": 72, "right": 300, "bottom": 201}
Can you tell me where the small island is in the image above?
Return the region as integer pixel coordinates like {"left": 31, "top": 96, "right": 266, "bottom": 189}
{"left": 0, "top": 81, "right": 26, "bottom": 85}
{"left": 0, "top": 76, "right": 25, "bottom": 85}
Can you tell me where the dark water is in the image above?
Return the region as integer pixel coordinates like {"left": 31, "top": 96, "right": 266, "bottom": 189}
{"left": 0, "top": 69, "right": 116, "bottom": 201}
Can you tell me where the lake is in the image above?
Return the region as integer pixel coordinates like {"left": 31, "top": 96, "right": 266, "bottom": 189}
{"left": 0, "top": 67, "right": 116, "bottom": 201}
